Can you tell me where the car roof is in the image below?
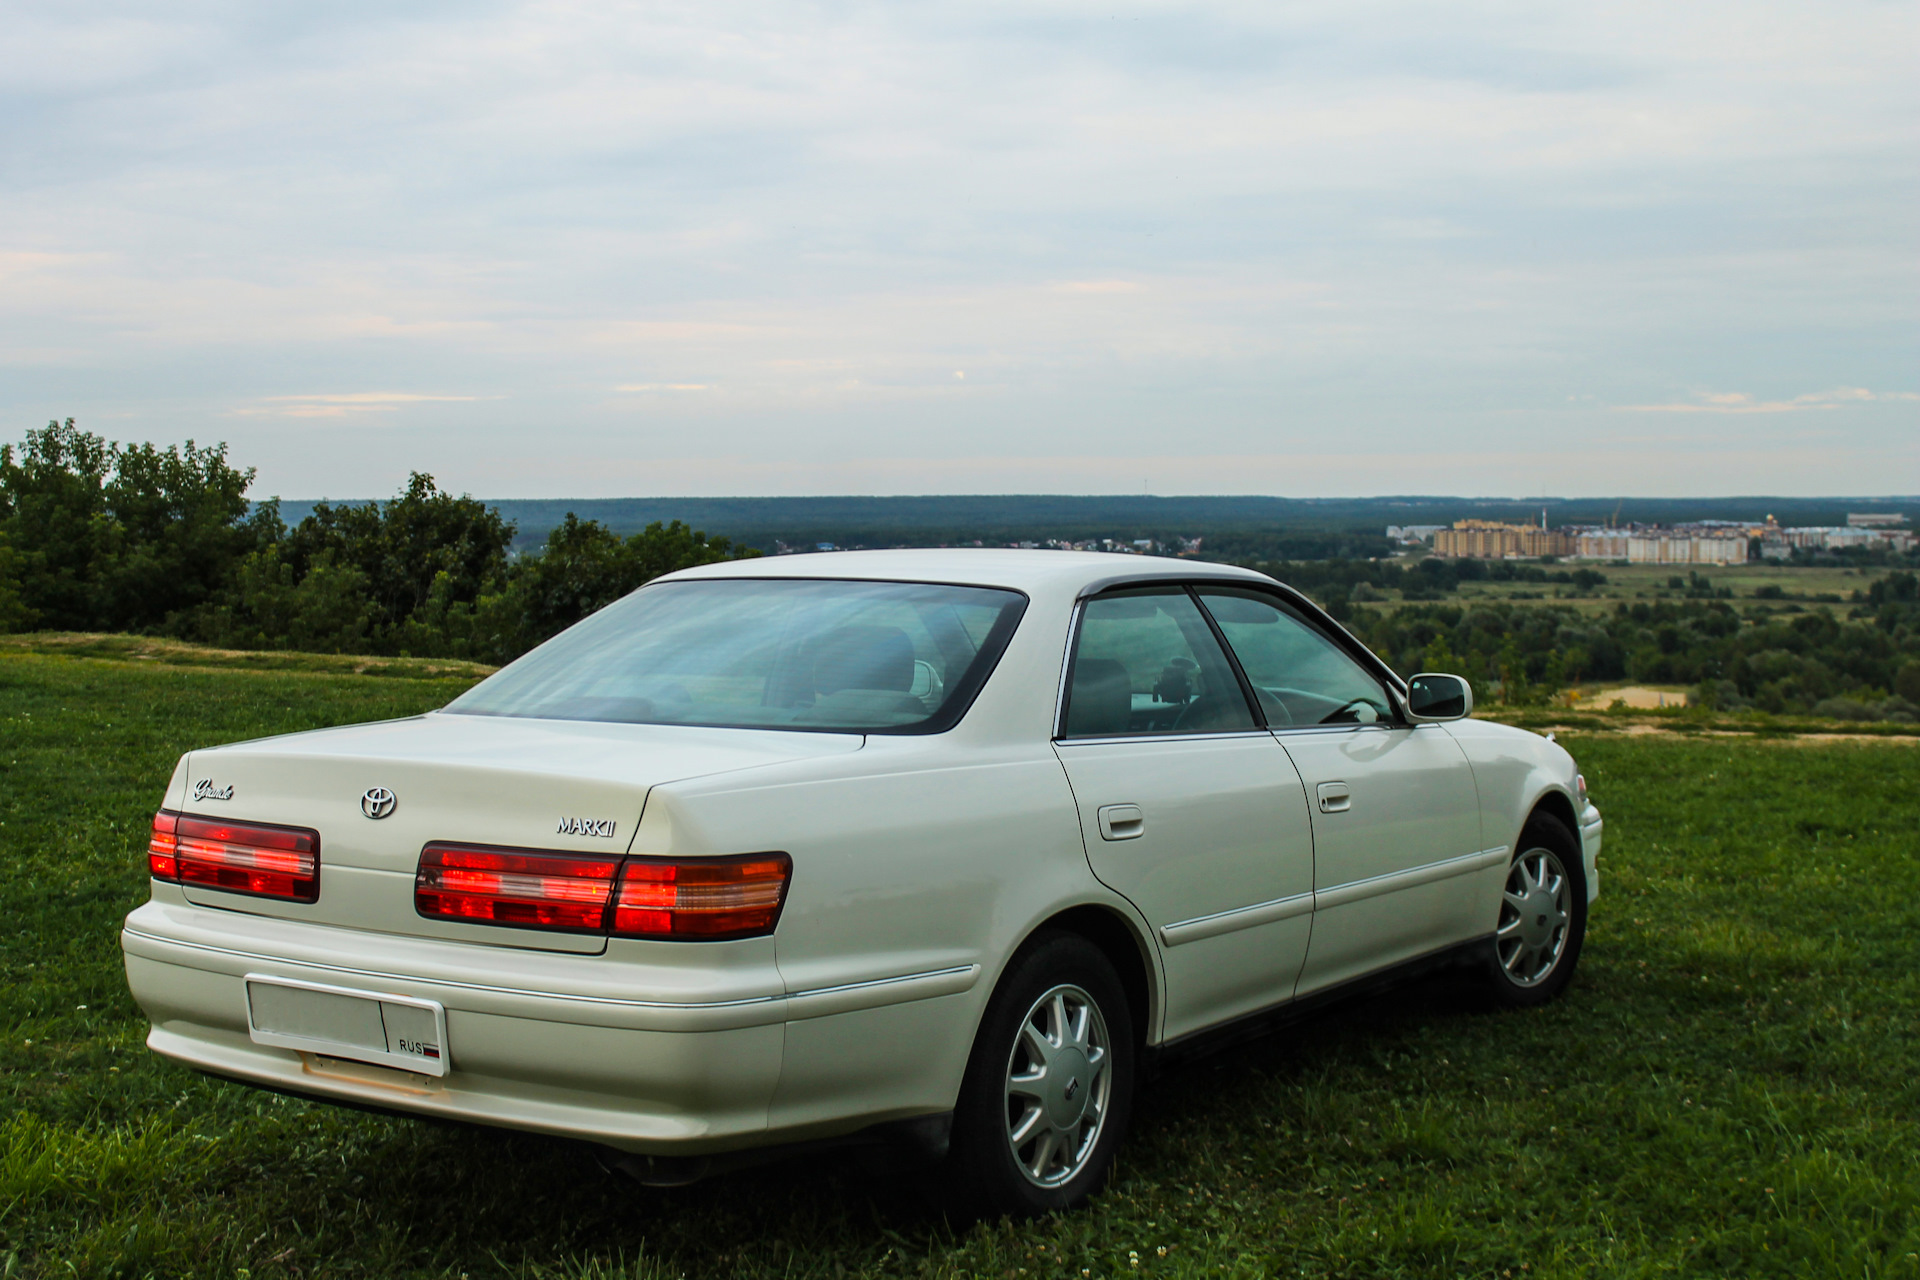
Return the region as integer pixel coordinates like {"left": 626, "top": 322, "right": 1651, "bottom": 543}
{"left": 656, "top": 548, "right": 1277, "bottom": 598}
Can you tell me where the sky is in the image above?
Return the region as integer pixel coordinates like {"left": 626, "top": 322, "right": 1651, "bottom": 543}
{"left": 2, "top": 0, "right": 1915, "bottom": 500}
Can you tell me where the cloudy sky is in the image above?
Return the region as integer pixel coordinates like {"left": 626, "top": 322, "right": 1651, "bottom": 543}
{"left": 3, "top": 0, "right": 1915, "bottom": 499}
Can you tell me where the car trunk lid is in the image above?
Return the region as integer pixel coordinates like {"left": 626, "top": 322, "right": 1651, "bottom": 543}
{"left": 170, "top": 712, "right": 860, "bottom": 953}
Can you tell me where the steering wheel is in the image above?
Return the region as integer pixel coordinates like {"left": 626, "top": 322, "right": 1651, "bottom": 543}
{"left": 1256, "top": 688, "right": 1295, "bottom": 727}
{"left": 1321, "top": 698, "right": 1383, "bottom": 726}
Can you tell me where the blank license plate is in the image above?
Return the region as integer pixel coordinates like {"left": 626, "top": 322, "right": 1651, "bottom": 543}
{"left": 245, "top": 974, "right": 449, "bottom": 1077}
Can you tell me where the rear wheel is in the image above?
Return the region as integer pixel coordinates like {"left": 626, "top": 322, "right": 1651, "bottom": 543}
{"left": 946, "top": 932, "right": 1135, "bottom": 1218}
{"left": 1483, "top": 812, "right": 1586, "bottom": 1007}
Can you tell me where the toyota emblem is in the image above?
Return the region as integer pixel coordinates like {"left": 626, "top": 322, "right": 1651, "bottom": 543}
{"left": 361, "top": 786, "right": 397, "bottom": 819}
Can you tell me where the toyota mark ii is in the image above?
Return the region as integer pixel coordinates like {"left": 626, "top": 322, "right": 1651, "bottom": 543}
{"left": 121, "top": 550, "right": 1602, "bottom": 1215}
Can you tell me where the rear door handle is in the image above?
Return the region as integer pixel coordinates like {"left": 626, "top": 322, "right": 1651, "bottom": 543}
{"left": 1317, "top": 782, "right": 1351, "bottom": 813}
{"left": 1097, "top": 804, "right": 1144, "bottom": 840}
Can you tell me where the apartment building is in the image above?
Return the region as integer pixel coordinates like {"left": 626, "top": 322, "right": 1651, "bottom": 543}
{"left": 1431, "top": 520, "right": 1574, "bottom": 559}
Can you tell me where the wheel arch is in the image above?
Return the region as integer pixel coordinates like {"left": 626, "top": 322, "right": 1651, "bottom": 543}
{"left": 1020, "top": 903, "right": 1159, "bottom": 1050}
{"left": 1522, "top": 786, "right": 1580, "bottom": 849}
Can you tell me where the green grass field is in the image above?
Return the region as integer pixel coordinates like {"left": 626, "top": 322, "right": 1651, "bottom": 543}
{"left": 1350, "top": 560, "right": 1895, "bottom": 617}
{"left": 3, "top": 648, "right": 1918, "bottom": 1278}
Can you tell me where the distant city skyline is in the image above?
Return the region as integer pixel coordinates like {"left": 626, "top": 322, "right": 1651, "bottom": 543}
{"left": 4, "top": 1, "right": 1914, "bottom": 498}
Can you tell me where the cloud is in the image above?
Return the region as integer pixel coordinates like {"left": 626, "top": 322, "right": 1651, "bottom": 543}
{"left": 235, "top": 393, "right": 489, "bottom": 418}
{"left": 1618, "top": 388, "right": 1920, "bottom": 414}
{"left": 0, "top": 0, "right": 1914, "bottom": 496}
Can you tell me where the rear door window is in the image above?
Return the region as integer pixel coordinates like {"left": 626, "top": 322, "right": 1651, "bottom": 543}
{"left": 1062, "top": 589, "right": 1257, "bottom": 737}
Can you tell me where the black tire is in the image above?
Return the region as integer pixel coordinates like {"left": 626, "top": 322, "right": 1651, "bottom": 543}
{"left": 945, "top": 931, "right": 1136, "bottom": 1219}
{"left": 1481, "top": 811, "right": 1588, "bottom": 1008}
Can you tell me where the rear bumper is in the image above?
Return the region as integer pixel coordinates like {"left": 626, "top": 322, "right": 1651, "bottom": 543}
{"left": 122, "top": 895, "right": 978, "bottom": 1155}
{"left": 1579, "top": 803, "right": 1603, "bottom": 901}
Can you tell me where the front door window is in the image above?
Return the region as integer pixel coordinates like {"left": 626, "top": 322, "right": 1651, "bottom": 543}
{"left": 1193, "top": 589, "right": 1394, "bottom": 727}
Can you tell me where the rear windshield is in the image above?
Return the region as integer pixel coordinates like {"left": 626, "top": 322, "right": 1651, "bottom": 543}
{"left": 445, "top": 578, "right": 1027, "bottom": 733}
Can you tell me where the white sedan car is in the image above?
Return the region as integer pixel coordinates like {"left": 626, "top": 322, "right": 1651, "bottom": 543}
{"left": 122, "top": 550, "right": 1601, "bottom": 1215}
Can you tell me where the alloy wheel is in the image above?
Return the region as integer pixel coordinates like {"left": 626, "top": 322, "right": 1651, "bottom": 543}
{"left": 1003, "top": 983, "right": 1112, "bottom": 1188}
{"left": 1496, "top": 847, "right": 1572, "bottom": 987}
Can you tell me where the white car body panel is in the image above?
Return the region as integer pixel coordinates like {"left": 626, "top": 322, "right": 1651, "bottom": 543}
{"left": 122, "top": 549, "right": 1598, "bottom": 1157}
{"left": 1055, "top": 732, "right": 1314, "bottom": 1041}
{"left": 1278, "top": 722, "right": 1489, "bottom": 995}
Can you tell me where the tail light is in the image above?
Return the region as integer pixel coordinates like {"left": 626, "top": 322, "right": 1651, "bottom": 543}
{"left": 611, "top": 853, "right": 792, "bottom": 940}
{"left": 415, "top": 844, "right": 621, "bottom": 933}
{"left": 149, "top": 810, "right": 320, "bottom": 903}
{"left": 412, "top": 845, "right": 792, "bottom": 941}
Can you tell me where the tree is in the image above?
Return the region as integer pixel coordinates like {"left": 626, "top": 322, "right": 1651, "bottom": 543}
{"left": 281, "top": 473, "right": 516, "bottom": 646}
{"left": 0, "top": 532, "right": 35, "bottom": 632}
{"left": 0, "top": 420, "right": 270, "bottom": 632}
{"left": 0, "top": 419, "right": 113, "bottom": 628}
{"left": 94, "top": 437, "right": 274, "bottom": 630}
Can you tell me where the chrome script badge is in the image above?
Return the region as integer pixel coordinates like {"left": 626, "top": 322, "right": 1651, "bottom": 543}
{"left": 191, "top": 779, "right": 234, "bottom": 801}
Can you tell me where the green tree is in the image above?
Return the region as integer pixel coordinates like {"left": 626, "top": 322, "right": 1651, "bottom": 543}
{"left": 282, "top": 473, "right": 516, "bottom": 647}
{"left": 95, "top": 438, "right": 274, "bottom": 630}
{"left": 0, "top": 419, "right": 113, "bottom": 628}
{"left": 193, "top": 546, "right": 374, "bottom": 653}
{"left": 0, "top": 532, "right": 36, "bottom": 632}
{"left": 0, "top": 419, "right": 270, "bottom": 632}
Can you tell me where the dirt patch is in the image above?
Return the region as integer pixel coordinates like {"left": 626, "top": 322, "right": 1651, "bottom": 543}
{"left": 1576, "top": 685, "right": 1691, "bottom": 710}
{"left": 1531, "top": 723, "right": 1920, "bottom": 744}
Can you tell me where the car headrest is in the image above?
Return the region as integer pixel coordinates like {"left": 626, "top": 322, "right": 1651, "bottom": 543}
{"left": 1065, "top": 657, "right": 1133, "bottom": 736}
{"left": 812, "top": 625, "right": 915, "bottom": 695}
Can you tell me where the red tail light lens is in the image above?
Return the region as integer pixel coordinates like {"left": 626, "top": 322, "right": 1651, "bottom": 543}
{"left": 415, "top": 844, "right": 621, "bottom": 933}
{"left": 150, "top": 810, "right": 320, "bottom": 902}
{"left": 149, "top": 812, "right": 180, "bottom": 881}
{"left": 611, "top": 853, "right": 792, "bottom": 940}
{"left": 411, "top": 846, "right": 793, "bottom": 941}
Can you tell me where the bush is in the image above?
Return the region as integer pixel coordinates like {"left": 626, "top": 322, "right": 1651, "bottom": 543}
{"left": 1692, "top": 678, "right": 1751, "bottom": 712}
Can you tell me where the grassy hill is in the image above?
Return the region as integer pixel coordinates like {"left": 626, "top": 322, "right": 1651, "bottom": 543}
{"left": 4, "top": 645, "right": 1917, "bottom": 1278}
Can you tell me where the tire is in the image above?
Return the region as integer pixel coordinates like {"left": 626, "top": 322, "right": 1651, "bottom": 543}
{"left": 945, "top": 931, "right": 1136, "bottom": 1218}
{"left": 1481, "top": 811, "right": 1588, "bottom": 1008}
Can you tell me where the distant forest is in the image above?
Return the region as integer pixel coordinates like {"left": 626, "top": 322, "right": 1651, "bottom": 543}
{"left": 270, "top": 494, "right": 1920, "bottom": 558}
{"left": 5, "top": 420, "right": 1918, "bottom": 720}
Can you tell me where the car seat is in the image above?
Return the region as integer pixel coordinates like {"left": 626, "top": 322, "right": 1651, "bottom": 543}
{"left": 1065, "top": 658, "right": 1133, "bottom": 736}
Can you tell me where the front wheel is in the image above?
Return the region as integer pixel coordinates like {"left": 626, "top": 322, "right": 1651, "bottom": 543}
{"left": 1482, "top": 812, "right": 1587, "bottom": 1007}
{"left": 946, "top": 932, "right": 1136, "bottom": 1218}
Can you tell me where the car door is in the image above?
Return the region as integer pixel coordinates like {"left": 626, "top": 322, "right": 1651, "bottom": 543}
{"left": 1053, "top": 587, "right": 1316, "bottom": 1041}
{"left": 1194, "top": 588, "right": 1488, "bottom": 996}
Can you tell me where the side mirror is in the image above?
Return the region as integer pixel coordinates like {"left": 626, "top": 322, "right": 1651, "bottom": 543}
{"left": 1407, "top": 673, "right": 1472, "bottom": 722}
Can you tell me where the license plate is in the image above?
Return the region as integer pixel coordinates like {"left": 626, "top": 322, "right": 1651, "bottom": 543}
{"left": 245, "top": 974, "right": 449, "bottom": 1077}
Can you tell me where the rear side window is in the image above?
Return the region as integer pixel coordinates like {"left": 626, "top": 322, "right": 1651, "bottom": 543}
{"left": 1195, "top": 588, "right": 1393, "bottom": 727}
{"left": 1061, "top": 589, "right": 1256, "bottom": 737}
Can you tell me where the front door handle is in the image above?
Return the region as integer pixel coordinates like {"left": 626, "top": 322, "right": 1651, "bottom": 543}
{"left": 1097, "top": 804, "right": 1144, "bottom": 840}
{"left": 1317, "top": 782, "right": 1351, "bottom": 813}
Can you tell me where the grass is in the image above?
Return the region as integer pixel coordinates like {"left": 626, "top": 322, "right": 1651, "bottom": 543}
{"left": 0, "top": 632, "right": 497, "bottom": 681}
{"left": 3, "top": 646, "right": 1919, "bottom": 1278}
{"left": 1352, "top": 561, "right": 1897, "bottom": 616}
